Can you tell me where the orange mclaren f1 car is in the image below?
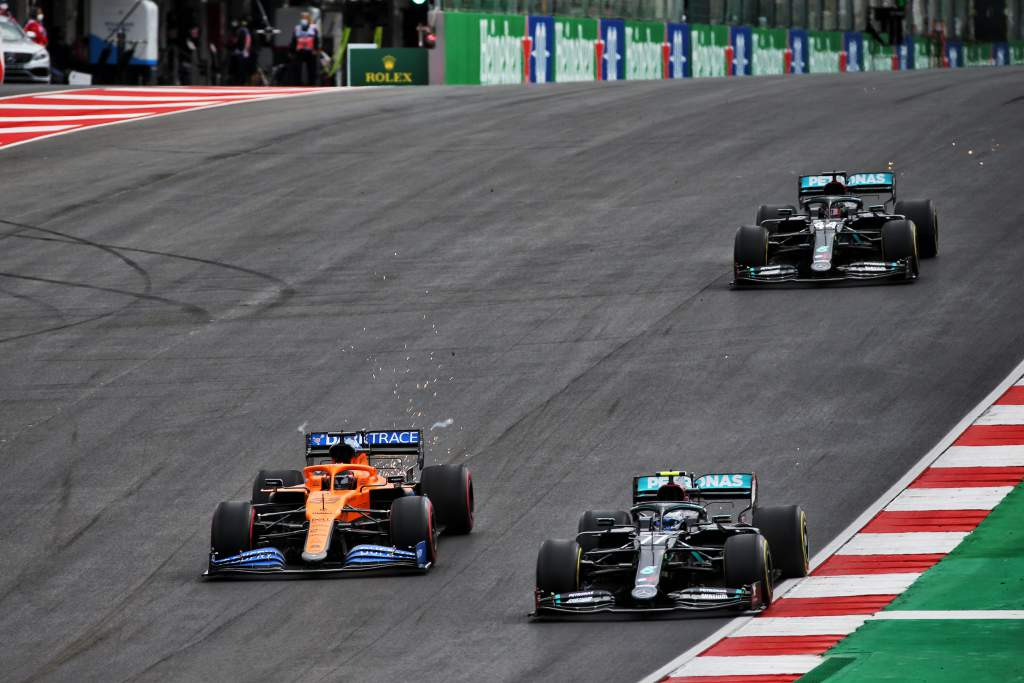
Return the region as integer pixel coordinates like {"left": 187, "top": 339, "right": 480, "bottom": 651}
{"left": 203, "top": 429, "right": 473, "bottom": 577}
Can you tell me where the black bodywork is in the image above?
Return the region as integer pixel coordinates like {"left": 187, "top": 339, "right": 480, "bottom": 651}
{"left": 734, "top": 171, "right": 924, "bottom": 285}
{"left": 533, "top": 472, "right": 773, "bottom": 617}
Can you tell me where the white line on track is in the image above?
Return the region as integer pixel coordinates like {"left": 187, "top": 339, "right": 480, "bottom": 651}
{"left": 0, "top": 114, "right": 147, "bottom": 122}
{"left": 785, "top": 573, "right": 922, "bottom": 598}
{"left": 667, "top": 655, "right": 823, "bottom": 677}
{"left": 934, "top": 445, "right": 1024, "bottom": 467}
{"left": 976, "top": 405, "right": 1024, "bottom": 424}
{"left": 637, "top": 356, "right": 1024, "bottom": 683}
{"left": 0, "top": 102, "right": 225, "bottom": 110}
{"left": 883, "top": 487, "right": 1013, "bottom": 511}
{"left": 0, "top": 124, "right": 78, "bottom": 133}
{"left": 95, "top": 87, "right": 319, "bottom": 95}
{"left": 33, "top": 93, "right": 269, "bottom": 102}
{"left": 836, "top": 532, "right": 967, "bottom": 555}
{"left": 734, "top": 616, "right": 869, "bottom": 637}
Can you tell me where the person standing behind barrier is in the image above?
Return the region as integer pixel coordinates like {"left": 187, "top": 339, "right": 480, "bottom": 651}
{"left": 23, "top": 6, "right": 47, "bottom": 47}
{"left": 291, "top": 11, "right": 320, "bottom": 86}
{"left": 229, "top": 18, "right": 252, "bottom": 85}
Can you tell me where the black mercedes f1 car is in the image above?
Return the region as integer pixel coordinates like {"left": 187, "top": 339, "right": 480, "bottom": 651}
{"left": 531, "top": 471, "right": 808, "bottom": 617}
{"left": 733, "top": 172, "right": 938, "bottom": 285}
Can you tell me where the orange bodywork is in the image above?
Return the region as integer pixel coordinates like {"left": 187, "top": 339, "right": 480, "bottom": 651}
{"left": 263, "top": 453, "right": 405, "bottom": 562}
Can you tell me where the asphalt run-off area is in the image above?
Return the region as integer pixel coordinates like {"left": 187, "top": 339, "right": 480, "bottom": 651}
{"left": 1, "top": 68, "right": 1023, "bottom": 682}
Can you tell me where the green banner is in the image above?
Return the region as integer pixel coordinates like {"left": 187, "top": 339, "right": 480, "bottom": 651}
{"left": 752, "top": 28, "right": 787, "bottom": 75}
{"left": 444, "top": 11, "right": 526, "bottom": 85}
{"left": 914, "top": 37, "right": 940, "bottom": 69}
{"left": 808, "top": 31, "right": 842, "bottom": 73}
{"left": 1012, "top": 41, "right": 1024, "bottom": 65}
{"left": 348, "top": 48, "right": 428, "bottom": 86}
{"left": 554, "top": 16, "right": 597, "bottom": 82}
{"left": 625, "top": 20, "right": 663, "bottom": 80}
{"left": 864, "top": 36, "right": 891, "bottom": 71}
{"left": 965, "top": 42, "right": 993, "bottom": 66}
{"left": 690, "top": 24, "right": 729, "bottom": 78}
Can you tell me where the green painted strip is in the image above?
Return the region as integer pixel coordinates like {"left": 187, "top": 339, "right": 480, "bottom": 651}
{"left": 888, "top": 482, "right": 1024, "bottom": 611}
{"left": 798, "top": 482, "right": 1024, "bottom": 681}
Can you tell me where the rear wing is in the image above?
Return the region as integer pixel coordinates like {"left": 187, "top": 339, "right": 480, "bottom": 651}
{"left": 633, "top": 470, "right": 757, "bottom": 517}
{"left": 798, "top": 171, "right": 895, "bottom": 201}
{"left": 305, "top": 429, "right": 424, "bottom": 480}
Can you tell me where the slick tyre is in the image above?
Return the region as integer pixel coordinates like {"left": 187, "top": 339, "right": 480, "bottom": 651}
{"left": 754, "top": 505, "right": 809, "bottom": 579}
{"left": 724, "top": 533, "right": 773, "bottom": 606}
{"left": 735, "top": 225, "right": 769, "bottom": 268}
{"left": 881, "top": 219, "right": 919, "bottom": 277}
{"left": 420, "top": 464, "right": 474, "bottom": 534}
{"left": 756, "top": 204, "right": 797, "bottom": 229}
{"left": 211, "top": 501, "right": 254, "bottom": 557}
{"left": 577, "top": 510, "right": 631, "bottom": 551}
{"left": 536, "top": 539, "right": 581, "bottom": 596}
{"left": 895, "top": 199, "right": 938, "bottom": 258}
{"left": 250, "top": 469, "right": 304, "bottom": 504}
{"left": 390, "top": 495, "right": 437, "bottom": 563}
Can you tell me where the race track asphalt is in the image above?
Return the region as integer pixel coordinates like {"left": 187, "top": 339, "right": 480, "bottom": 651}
{"left": 1, "top": 68, "right": 1023, "bottom": 683}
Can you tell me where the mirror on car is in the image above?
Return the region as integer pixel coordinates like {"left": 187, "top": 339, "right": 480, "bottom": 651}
{"left": 777, "top": 208, "right": 793, "bottom": 216}
{"left": 712, "top": 514, "right": 732, "bottom": 524}
{"left": 869, "top": 204, "right": 885, "bottom": 212}
{"left": 596, "top": 517, "right": 616, "bottom": 528}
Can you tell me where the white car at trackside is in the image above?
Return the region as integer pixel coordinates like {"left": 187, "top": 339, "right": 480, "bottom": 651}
{"left": 1, "top": 16, "right": 50, "bottom": 84}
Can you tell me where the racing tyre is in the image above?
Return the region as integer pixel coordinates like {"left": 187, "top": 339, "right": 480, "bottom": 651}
{"left": 754, "top": 505, "right": 809, "bottom": 579}
{"left": 724, "top": 533, "right": 773, "bottom": 606}
{"left": 420, "top": 464, "right": 474, "bottom": 534}
{"left": 251, "top": 469, "right": 304, "bottom": 504}
{"left": 881, "top": 219, "right": 919, "bottom": 277}
{"left": 536, "top": 539, "right": 581, "bottom": 596}
{"left": 577, "top": 510, "right": 631, "bottom": 551}
{"left": 895, "top": 199, "right": 938, "bottom": 258}
{"left": 390, "top": 495, "right": 437, "bottom": 563}
{"left": 735, "top": 225, "right": 769, "bottom": 268}
{"left": 211, "top": 501, "right": 254, "bottom": 557}
{"left": 756, "top": 204, "right": 797, "bottom": 228}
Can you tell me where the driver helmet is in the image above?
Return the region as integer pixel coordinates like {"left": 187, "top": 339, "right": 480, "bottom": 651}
{"left": 334, "top": 472, "right": 356, "bottom": 490}
{"left": 661, "top": 508, "right": 698, "bottom": 531}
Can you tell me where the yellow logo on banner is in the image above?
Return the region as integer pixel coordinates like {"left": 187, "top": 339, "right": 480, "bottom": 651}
{"left": 382, "top": 54, "right": 397, "bottom": 70}
{"left": 367, "top": 54, "right": 413, "bottom": 83}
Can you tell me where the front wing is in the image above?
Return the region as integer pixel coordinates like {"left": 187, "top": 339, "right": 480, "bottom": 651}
{"left": 734, "top": 258, "right": 915, "bottom": 285}
{"left": 203, "top": 543, "right": 430, "bottom": 579}
{"left": 531, "top": 584, "right": 766, "bottom": 618}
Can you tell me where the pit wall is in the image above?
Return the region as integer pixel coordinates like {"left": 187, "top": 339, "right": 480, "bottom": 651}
{"left": 437, "top": 11, "right": 1024, "bottom": 85}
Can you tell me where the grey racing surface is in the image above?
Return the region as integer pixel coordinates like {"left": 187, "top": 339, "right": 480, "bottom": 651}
{"left": 1, "top": 69, "right": 1023, "bottom": 683}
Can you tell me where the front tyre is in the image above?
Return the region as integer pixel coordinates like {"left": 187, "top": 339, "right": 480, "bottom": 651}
{"left": 391, "top": 495, "right": 437, "bottom": 563}
{"left": 895, "top": 199, "right": 938, "bottom": 258}
{"left": 724, "top": 533, "right": 773, "bottom": 606}
{"left": 211, "top": 501, "right": 254, "bottom": 557}
{"left": 754, "top": 505, "right": 809, "bottom": 579}
{"left": 420, "top": 464, "right": 474, "bottom": 534}
{"left": 881, "top": 219, "right": 919, "bottom": 277}
{"left": 536, "top": 539, "right": 581, "bottom": 596}
{"left": 735, "top": 225, "right": 769, "bottom": 269}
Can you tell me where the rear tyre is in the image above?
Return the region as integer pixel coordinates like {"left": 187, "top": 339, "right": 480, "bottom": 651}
{"left": 420, "top": 464, "right": 474, "bottom": 534}
{"left": 536, "top": 539, "right": 581, "bottom": 596}
{"left": 881, "top": 219, "right": 919, "bottom": 277}
{"left": 724, "top": 533, "right": 773, "bottom": 606}
{"left": 577, "top": 510, "right": 631, "bottom": 551}
{"left": 754, "top": 505, "right": 809, "bottom": 578}
{"left": 756, "top": 204, "right": 797, "bottom": 228}
{"left": 251, "top": 469, "right": 304, "bottom": 504}
{"left": 735, "top": 225, "right": 769, "bottom": 268}
{"left": 211, "top": 501, "right": 254, "bottom": 557}
{"left": 390, "top": 495, "right": 437, "bottom": 563}
{"left": 895, "top": 199, "right": 938, "bottom": 258}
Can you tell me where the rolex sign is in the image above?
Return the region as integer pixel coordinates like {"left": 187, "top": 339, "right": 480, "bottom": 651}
{"left": 349, "top": 48, "right": 429, "bottom": 86}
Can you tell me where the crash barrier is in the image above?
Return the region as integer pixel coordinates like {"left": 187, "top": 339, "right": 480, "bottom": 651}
{"left": 434, "top": 10, "right": 1024, "bottom": 85}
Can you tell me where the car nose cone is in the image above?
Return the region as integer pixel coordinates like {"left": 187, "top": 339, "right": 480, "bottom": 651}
{"left": 631, "top": 584, "right": 658, "bottom": 601}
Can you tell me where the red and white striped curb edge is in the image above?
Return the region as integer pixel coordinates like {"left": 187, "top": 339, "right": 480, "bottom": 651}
{"left": 0, "top": 86, "right": 333, "bottom": 151}
{"left": 639, "top": 358, "right": 1024, "bottom": 683}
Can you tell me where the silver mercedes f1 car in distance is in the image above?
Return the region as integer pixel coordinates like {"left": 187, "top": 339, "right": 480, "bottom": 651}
{"left": 531, "top": 471, "right": 808, "bottom": 617}
{"left": 733, "top": 172, "right": 938, "bottom": 285}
